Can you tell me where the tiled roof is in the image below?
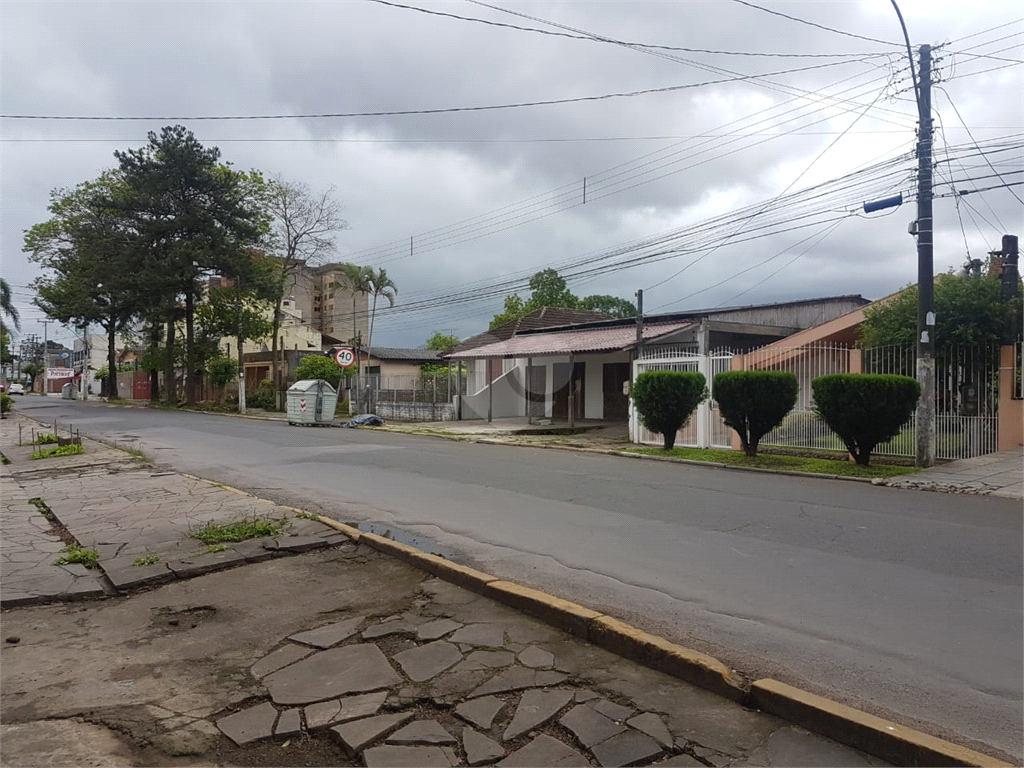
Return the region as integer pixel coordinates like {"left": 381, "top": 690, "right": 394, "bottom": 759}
{"left": 368, "top": 347, "right": 442, "bottom": 362}
{"left": 447, "top": 321, "right": 693, "bottom": 359}
{"left": 450, "top": 307, "right": 612, "bottom": 355}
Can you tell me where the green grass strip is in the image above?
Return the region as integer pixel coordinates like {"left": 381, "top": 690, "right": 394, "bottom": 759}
{"left": 622, "top": 446, "right": 919, "bottom": 479}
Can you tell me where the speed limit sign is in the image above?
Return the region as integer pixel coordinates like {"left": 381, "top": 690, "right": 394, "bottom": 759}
{"left": 334, "top": 347, "right": 356, "bottom": 368}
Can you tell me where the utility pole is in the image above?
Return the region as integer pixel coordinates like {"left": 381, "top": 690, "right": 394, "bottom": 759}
{"left": 995, "top": 234, "right": 1020, "bottom": 342}
{"left": 81, "top": 324, "right": 88, "bottom": 400}
{"left": 41, "top": 320, "right": 53, "bottom": 397}
{"left": 914, "top": 44, "right": 935, "bottom": 468}
{"left": 635, "top": 289, "right": 644, "bottom": 359}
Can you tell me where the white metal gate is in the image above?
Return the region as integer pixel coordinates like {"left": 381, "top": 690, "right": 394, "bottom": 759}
{"left": 631, "top": 350, "right": 734, "bottom": 449}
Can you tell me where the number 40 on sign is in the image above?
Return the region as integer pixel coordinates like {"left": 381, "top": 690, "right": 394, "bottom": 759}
{"left": 334, "top": 347, "right": 356, "bottom": 368}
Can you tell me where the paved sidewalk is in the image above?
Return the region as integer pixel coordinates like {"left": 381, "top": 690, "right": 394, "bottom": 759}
{"left": 0, "top": 409, "right": 1010, "bottom": 766}
{"left": 883, "top": 448, "right": 1023, "bottom": 499}
{"left": 1, "top": 412, "right": 346, "bottom": 606}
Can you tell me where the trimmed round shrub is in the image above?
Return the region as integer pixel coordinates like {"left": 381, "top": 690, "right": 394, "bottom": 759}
{"left": 1, "top": 393, "right": 12, "bottom": 414}
{"left": 713, "top": 370, "right": 798, "bottom": 457}
{"left": 631, "top": 370, "right": 707, "bottom": 450}
{"left": 812, "top": 374, "right": 921, "bottom": 466}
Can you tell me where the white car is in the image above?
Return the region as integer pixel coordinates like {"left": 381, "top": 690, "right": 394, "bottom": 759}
{"left": 8, "top": 383, "right": 25, "bottom": 395}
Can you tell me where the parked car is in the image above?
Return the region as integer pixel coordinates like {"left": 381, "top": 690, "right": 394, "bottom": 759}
{"left": 8, "top": 383, "right": 25, "bottom": 395}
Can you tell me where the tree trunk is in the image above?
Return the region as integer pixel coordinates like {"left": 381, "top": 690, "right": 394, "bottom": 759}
{"left": 744, "top": 439, "right": 758, "bottom": 457}
{"left": 663, "top": 430, "right": 676, "bottom": 450}
{"left": 148, "top": 323, "right": 160, "bottom": 402}
{"left": 237, "top": 335, "right": 246, "bottom": 414}
{"left": 270, "top": 298, "right": 281, "bottom": 398}
{"left": 185, "top": 291, "right": 196, "bottom": 406}
{"left": 107, "top": 324, "right": 118, "bottom": 401}
{"left": 365, "top": 294, "right": 378, "bottom": 412}
{"left": 165, "top": 316, "right": 177, "bottom": 403}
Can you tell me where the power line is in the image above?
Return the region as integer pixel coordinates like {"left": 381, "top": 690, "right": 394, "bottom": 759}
{"left": 0, "top": 59, "right": 863, "bottom": 121}
{"left": 938, "top": 85, "right": 1024, "bottom": 205}
{"left": 367, "top": 0, "right": 885, "bottom": 58}
{"left": 728, "top": 0, "right": 901, "bottom": 47}
{"left": 14, "top": 128, "right": 987, "bottom": 145}
{"left": 342, "top": 68, "right": 911, "bottom": 265}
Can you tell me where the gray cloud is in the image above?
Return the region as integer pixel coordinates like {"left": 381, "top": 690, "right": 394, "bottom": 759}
{"left": 2, "top": 0, "right": 1021, "bottom": 348}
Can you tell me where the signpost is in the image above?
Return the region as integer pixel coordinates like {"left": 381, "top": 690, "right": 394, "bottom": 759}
{"left": 334, "top": 347, "right": 356, "bottom": 368}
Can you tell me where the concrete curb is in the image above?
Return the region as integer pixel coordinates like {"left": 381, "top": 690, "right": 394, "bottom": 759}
{"left": 749, "top": 679, "right": 1012, "bottom": 767}
{"left": 313, "top": 514, "right": 1010, "bottom": 767}
{"left": 374, "top": 425, "right": 904, "bottom": 486}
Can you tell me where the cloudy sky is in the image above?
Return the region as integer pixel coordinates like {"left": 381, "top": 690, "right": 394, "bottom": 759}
{"left": 2, "top": 0, "right": 1022, "bottom": 350}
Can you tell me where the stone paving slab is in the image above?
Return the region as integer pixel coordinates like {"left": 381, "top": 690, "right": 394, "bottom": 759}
{"left": 883, "top": 447, "right": 1023, "bottom": 498}
{"left": 1, "top": 411, "right": 353, "bottom": 604}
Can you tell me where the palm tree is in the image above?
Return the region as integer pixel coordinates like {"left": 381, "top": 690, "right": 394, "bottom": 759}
{"left": 364, "top": 267, "right": 397, "bottom": 376}
{"left": 338, "top": 263, "right": 373, "bottom": 347}
{"left": 1, "top": 278, "right": 20, "bottom": 333}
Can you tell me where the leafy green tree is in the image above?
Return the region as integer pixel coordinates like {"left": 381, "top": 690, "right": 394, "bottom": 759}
{"left": 25, "top": 172, "right": 142, "bottom": 400}
{"left": 425, "top": 332, "right": 459, "bottom": 353}
{"left": 1, "top": 327, "right": 13, "bottom": 366}
{"left": 205, "top": 356, "right": 237, "bottom": 403}
{"left": 713, "top": 371, "right": 798, "bottom": 457}
{"left": 21, "top": 362, "right": 42, "bottom": 391}
{"left": 526, "top": 269, "right": 577, "bottom": 310}
{"left": 1, "top": 278, "right": 20, "bottom": 335}
{"left": 489, "top": 268, "right": 633, "bottom": 328}
{"left": 489, "top": 294, "right": 527, "bottom": 330}
{"left": 112, "top": 126, "right": 269, "bottom": 406}
{"left": 578, "top": 294, "right": 637, "bottom": 318}
{"left": 265, "top": 175, "right": 349, "bottom": 388}
{"left": 860, "top": 271, "right": 1022, "bottom": 348}
{"left": 813, "top": 374, "right": 920, "bottom": 466}
{"left": 631, "top": 370, "right": 707, "bottom": 450}
{"left": 421, "top": 332, "right": 460, "bottom": 376}
{"left": 294, "top": 354, "right": 344, "bottom": 384}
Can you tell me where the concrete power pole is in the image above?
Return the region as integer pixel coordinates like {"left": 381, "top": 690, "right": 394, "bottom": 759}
{"left": 41, "top": 320, "right": 53, "bottom": 397}
{"left": 914, "top": 44, "right": 936, "bottom": 468}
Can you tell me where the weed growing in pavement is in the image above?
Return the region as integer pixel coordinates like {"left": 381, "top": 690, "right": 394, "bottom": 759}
{"left": 206, "top": 544, "right": 227, "bottom": 553}
{"left": 31, "top": 444, "right": 84, "bottom": 460}
{"left": 120, "top": 445, "right": 152, "bottom": 461}
{"left": 0, "top": 452, "right": 9, "bottom": 465}
{"left": 54, "top": 545, "right": 99, "bottom": 568}
{"left": 191, "top": 516, "right": 287, "bottom": 545}
{"left": 28, "top": 498, "right": 56, "bottom": 521}
{"left": 33, "top": 433, "right": 59, "bottom": 445}
{"left": 293, "top": 512, "right": 319, "bottom": 521}
{"left": 133, "top": 555, "right": 160, "bottom": 566}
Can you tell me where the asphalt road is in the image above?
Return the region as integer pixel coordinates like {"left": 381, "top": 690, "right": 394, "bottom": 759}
{"left": 13, "top": 397, "right": 1023, "bottom": 761}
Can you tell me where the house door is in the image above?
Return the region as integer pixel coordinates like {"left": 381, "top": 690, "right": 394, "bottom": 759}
{"left": 602, "top": 362, "right": 631, "bottom": 420}
{"left": 528, "top": 366, "right": 546, "bottom": 419}
{"left": 552, "top": 362, "right": 585, "bottom": 420}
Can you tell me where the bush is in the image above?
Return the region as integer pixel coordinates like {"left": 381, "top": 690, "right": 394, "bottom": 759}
{"left": 294, "top": 354, "right": 346, "bottom": 384}
{"left": 713, "top": 370, "right": 798, "bottom": 457}
{"left": 206, "top": 356, "right": 237, "bottom": 389}
{"left": 0, "top": 393, "right": 12, "bottom": 414}
{"left": 246, "top": 380, "right": 277, "bottom": 410}
{"left": 631, "top": 371, "right": 707, "bottom": 450}
{"left": 812, "top": 374, "right": 921, "bottom": 466}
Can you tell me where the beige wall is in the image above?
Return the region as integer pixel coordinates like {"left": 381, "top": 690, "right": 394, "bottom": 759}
{"left": 219, "top": 303, "right": 322, "bottom": 358}
{"left": 281, "top": 263, "right": 369, "bottom": 342}
{"left": 998, "top": 345, "right": 1023, "bottom": 450}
